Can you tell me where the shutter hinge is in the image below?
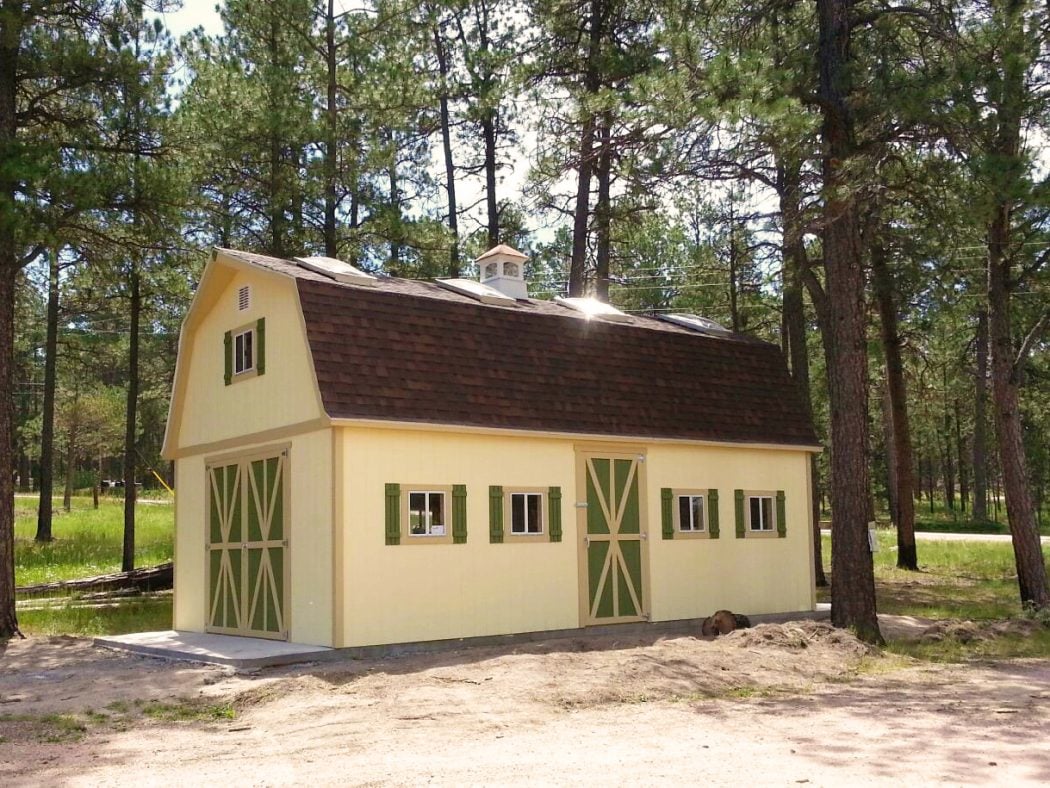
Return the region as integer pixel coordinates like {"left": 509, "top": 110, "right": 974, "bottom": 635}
{"left": 575, "top": 502, "right": 588, "bottom": 509}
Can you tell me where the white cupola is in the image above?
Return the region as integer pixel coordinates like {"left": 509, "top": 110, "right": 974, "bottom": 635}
{"left": 476, "top": 244, "right": 528, "bottom": 300}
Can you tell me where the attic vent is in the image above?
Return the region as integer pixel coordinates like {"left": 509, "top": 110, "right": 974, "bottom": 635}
{"left": 660, "top": 313, "right": 731, "bottom": 335}
{"left": 237, "top": 285, "right": 250, "bottom": 312}
{"left": 293, "top": 256, "right": 376, "bottom": 287}
{"left": 436, "top": 278, "right": 516, "bottom": 305}
{"left": 554, "top": 296, "right": 631, "bottom": 323}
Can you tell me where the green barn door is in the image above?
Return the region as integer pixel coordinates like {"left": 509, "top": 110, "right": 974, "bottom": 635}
{"left": 206, "top": 451, "right": 288, "bottom": 640}
{"left": 578, "top": 453, "right": 648, "bottom": 625}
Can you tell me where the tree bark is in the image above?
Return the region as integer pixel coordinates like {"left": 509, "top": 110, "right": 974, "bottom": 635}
{"left": 984, "top": 0, "right": 1049, "bottom": 609}
{"left": 880, "top": 386, "right": 898, "bottom": 524}
{"left": 35, "top": 249, "right": 59, "bottom": 541}
{"left": 817, "top": 0, "right": 882, "bottom": 642}
{"left": 433, "top": 21, "right": 459, "bottom": 278}
{"left": 871, "top": 239, "right": 917, "bottom": 569}
{"left": 568, "top": 0, "right": 605, "bottom": 297}
{"left": 322, "top": 0, "right": 339, "bottom": 258}
{"left": 955, "top": 399, "right": 969, "bottom": 513}
{"left": 482, "top": 113, "right": 499, "bottom": 247}
{"left": 122, "top": 265, "right": 140, "bottom": 572}
{"left": 778, "top": 159, "right": 827, "bottom": 587}
{"left": 972, "top": 309, "right": 989, "bottom": 521}
{"left": 0, "top": 1, "right": 24, "bottom": 639}
{"left": 593, "top": 112, "right": 612, "bottom": 303}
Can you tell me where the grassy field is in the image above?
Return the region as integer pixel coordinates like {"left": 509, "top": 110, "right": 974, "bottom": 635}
{"left": 14, "top": 495, "right": 173, "bottom": 587}
{"left": 14, "top": 494, "right": 174, "bottom": 636}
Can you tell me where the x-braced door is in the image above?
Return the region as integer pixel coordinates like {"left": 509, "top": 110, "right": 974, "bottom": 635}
{"left": 578, "top": 452, "right": 649, "bottom": 625}
{"left": 207, "top": 450, "right": 288, "bottom": 640}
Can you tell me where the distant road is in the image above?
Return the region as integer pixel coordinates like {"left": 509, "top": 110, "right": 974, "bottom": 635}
{"left": 820, "top": 529, "right": 1050, "bottom": 544}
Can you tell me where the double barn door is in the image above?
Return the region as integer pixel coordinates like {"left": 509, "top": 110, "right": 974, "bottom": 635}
{"left": 206, "top": 450, "right": 288, "bottom": 640}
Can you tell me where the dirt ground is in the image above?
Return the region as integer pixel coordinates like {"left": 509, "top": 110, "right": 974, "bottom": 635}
{"left": 2, "top": 618, "right": 1049, "bottom": 787}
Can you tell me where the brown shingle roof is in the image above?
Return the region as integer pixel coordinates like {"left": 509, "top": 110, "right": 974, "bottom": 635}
{"left": 220, "top": 248, "right": 819, "bottom": 447}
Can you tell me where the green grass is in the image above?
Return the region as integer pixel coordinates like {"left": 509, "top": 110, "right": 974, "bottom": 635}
{"left": 885, "top": 628, "right": 1050, "bottom": 662}
{"left": 141, "top": 699, "right": 236, "bottom": 722}
{"left": 14, "top": 495, "right": 173, "bottom": 587}
{"left": 17, "top": 597, "right": 173, "bottom": 637}
{"left": 0, "top": 713, "right": 88, "bottom": 744}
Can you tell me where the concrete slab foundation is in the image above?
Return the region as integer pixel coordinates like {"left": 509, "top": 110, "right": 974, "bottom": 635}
{"left": 94, "top": 631, "right": 336, "bottom": 669}
{"left": 97, "top": 606, "right": 832, "bottom": 669}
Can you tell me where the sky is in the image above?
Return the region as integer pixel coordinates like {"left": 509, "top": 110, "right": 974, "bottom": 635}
{"left": 150, "top": 0, "right": 224, "bottom": 39}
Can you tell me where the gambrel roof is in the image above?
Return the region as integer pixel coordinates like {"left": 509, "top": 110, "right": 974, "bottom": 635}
{"left": 217, "top": 248, "right": 819, "bottom": 448}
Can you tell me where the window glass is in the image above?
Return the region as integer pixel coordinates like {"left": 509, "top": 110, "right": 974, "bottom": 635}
{"left": 484, "top": 262, "right": 498, "bottom": 279}
{"left": 428, "top": 492, "right": 445, "bottom": 535}
{"left": 234, "top": 329, "right": 254, "bottom": 374}
{"left": 510, "top": 492, "right": 543, "bottom": 535}
{"left": 749, "top": 496, "right": 773, "bottom": 531}
{"left": 677, "top": 495, "right": 705, "bottom": 532}
{"left": 504, "top": 262, "right": 519, "bottom": 277}
{"left": 409, "top": 492, "right": 427, "bottom": 535}
{"left": 526, "top": 493, "right": 542, "bottom": 533}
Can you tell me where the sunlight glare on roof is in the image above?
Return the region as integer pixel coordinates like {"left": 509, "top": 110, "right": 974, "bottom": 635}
{"left": 554, "top": 296, "right": 631, "bottom": 322}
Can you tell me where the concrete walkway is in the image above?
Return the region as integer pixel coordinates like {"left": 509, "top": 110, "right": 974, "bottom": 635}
{"left": 95, "top": 630, "right": 335, "bottom": 669}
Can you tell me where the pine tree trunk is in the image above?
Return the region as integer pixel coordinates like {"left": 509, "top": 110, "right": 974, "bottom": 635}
{"left": 62, "top": 423, "right": 75, "bottom": 513}
{"left": 323, "top": 0, "right": 338, "bottom": 258}
{"left": 483, "top": 113, "right": 499, "bottom": 247}
{"left": 122, "top": 266, "right": 140, "bottom": 572}
{"left": 871, "top": 241, "right": 917, "bottom": 569}
{"left": 988, "top": 210, "right": 1049, "bottom": 608}
{"left": 569, "top": 0, "right": 605, "bottom": 297}
{"left": 972, "top": 309, "right": 989, "bottom": 521}
{"left": 433, "top": 22, "right": 459, "bottom": 278}
{"left": 880, "top": 386, "right": 898, "bottom": 523}
{"left": 818, "top": 0, "right": 881, "bottom": 643}
{"left": 35, "top": 249, "right": 59, "bottom": 542}
{"left": 984, "top": 0, "right": 1049, "bottom": 609}
{"left": 778, "top": 159, "right": 826, "bottom": 587}
{"left": 956, "top": 400, "right": 969, "bottom": 513}
{"left": 593, "top": 113, "right": 612, "bottom": 303}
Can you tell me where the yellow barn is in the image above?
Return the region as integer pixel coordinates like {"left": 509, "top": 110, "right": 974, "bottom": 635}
{"left": 162, "top": 246, "right": 821, "bottom": 648}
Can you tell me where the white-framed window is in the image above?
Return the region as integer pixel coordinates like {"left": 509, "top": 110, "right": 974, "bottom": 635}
{"left": 503, "top": 261, "right": 520, "bottom": 277}
{"left": 484, "top": 262, "right": 498, "bottom": 279}
{"left": 677, "top": 494, "right": 706, "bottom": 533}
{"left": 510, "top": 491, "right": 544, "bottom": 535}
{"left": 748, "top": 495, "right": 775, "bottom": 532}
{"left": 234, "top": 328, "right": 254, "bottom": 375}
{"left": 237, "top": 285, "right": 251, "bottom": 311}
{"left": 408, "top": 490, "right": 448, "bottom": 537}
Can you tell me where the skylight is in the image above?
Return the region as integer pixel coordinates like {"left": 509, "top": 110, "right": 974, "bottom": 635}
{"left": 293, "top": 256, "right": 376, "bottom": 287}
{"left": 660, "top": 313, "right": 731, "bottom": 335}
{"left": 554, "top": 296, "right": 631, "bottom": 323}
{"left": 436, "top": 278, "right": 517, "bottom": 305}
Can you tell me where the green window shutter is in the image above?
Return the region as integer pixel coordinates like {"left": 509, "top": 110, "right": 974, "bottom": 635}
{"left": 708, "top": 489, "right": 720, "bottom": 539}
{"left": 384, "top": 483, "right": 400, "bottom": 545}
{"left": 776, "top": 490, "right": 787, "bottom": 538}
{"left": 452, "top": 484, "right": 468, "bottom": 544}
{"left": 256, "top": 317, "right": 266, "bottom": 375}
{"left": 548, "top": 486, "right": 562, "bottom": 542}
{"left": 734, "top": 489, "right": 745, "bottom": 538}
{"left": 223, "top": 330, "right": 233, "bottom": 386}
{"left": 489, "top": 485, "right": 504, "bottom": 543}
{"left": 661, "top": 488, "right": 674, "bottom": 540}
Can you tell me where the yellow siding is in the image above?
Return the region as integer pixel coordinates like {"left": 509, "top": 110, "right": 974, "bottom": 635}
{"left": 336, "top": 426, "right": 815, "bottom": 648}
{"left": 645, "top": 444, "right": 814, "bottom": 621}
{"left": 173, "top": 428, "right": 334, "bottom": 647}
{"left": 175, "top": 266, "right": 323, "bottom": 452}
{"left": 338, "top": 427, "right": 580, "bottom": 648}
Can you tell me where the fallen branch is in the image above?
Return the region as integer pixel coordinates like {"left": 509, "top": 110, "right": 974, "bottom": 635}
{"left": 16, "top": 562, "right": 173, "bottom": 598}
